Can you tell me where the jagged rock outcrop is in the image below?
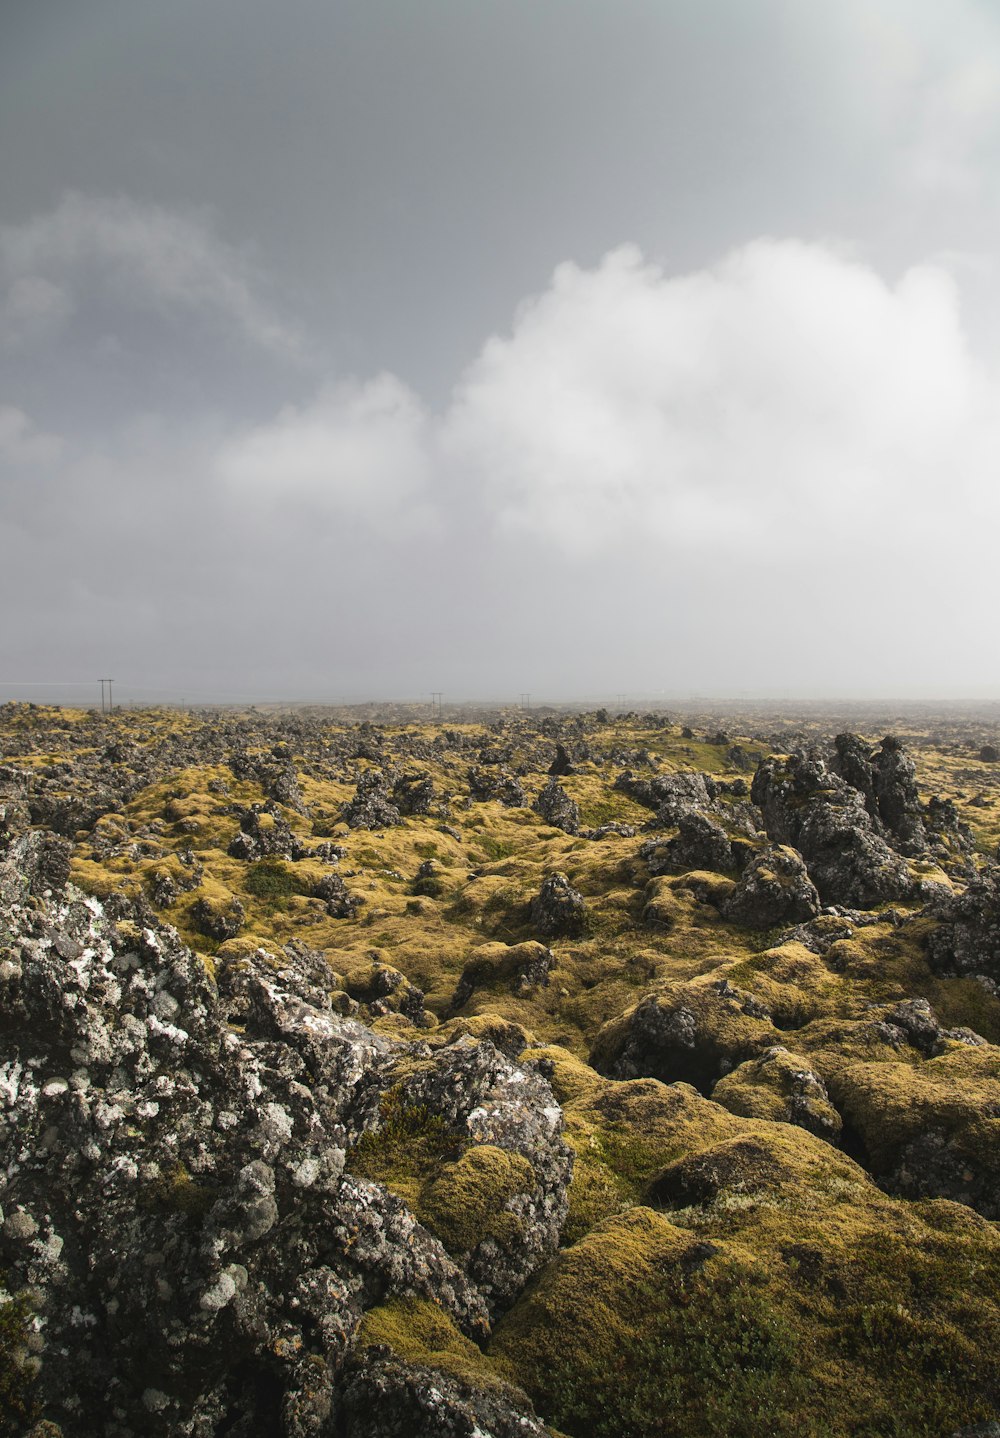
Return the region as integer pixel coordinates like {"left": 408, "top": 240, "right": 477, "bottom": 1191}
{"left": 532, "top": 778, "right": 580, "bottom": 835}
{"left": 720, "top": 845, "right": 821, "bottom": 930}
{"left": 344, "top": 1038, "right": 572, "bottom": 1317}
{"left": 0, "top": 836, "right": 570, "bottom": 1434}
{"left": 641, "top": 814, "right": 739, "bottom": 875}
{"left": 530, "top": 872, "right": 586, "bottom": 938}
{"left": 926, "top": 867, "right": 1000, "bottom": 984}
{"left": 339, "top": 1349, "right": 551, "bottom": 1437}
{"left": 467, "top": 767, "right": 526, "bottom": 808}
{"left": 871, "top": 735, "right": 927, "bottom": 855}
{"left": 228, "top": 802, "right": 310, "bottom": 861}
{"left": 751, "top": 751, "right": 913, "bottom": 907}
{"left": 391, "top": 772, "right": 436, "bottom": 817}
{"left": 343, "top": 770, "right": 402, "bottom": 829}
{"left": 313, "top": 870, "right": 365, "bottom": 919}
{"left": 548, "top": 744, "right": 574, "bottom": 777}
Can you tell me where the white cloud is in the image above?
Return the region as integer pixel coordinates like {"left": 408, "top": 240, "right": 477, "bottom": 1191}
{"left": 0, "top": 192, "right": 303, "bottom": 357}
{"left": 441, "top": 239, "right": 996, "bottom": 556}
{"left": 215, "top": 372, "right": 432, "bottom": 523}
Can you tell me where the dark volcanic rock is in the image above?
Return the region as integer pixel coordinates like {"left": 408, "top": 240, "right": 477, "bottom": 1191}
{"left": 927, "top": 866, "right": 1000, "bottom": 983}
{"left": 751, "top": 751, "right": 913, "bottom": 908}
{"left": 313, "top": 871, "right": 365, "bottom": 918}
{"left": 548, "top": 744, "right": 575, "bottom": 777}
{"left": 344, "top": 770, "right": 402, "bottom": 830}
{"left": 190, "top": 891, "right": 245, "bottom": 940}
{"left": 529, "top": 871, "right": 586, "bottom": 938}
{"left": 0, "top": 872, "right": 570, "bottom": 1432}
{"left": 644, "top": 813, "right": 740, "bottom": 875}
{"left": 532, "top": 778, "right": 580, "bottom": 835}
{"left": 720, "top": 845, "right": 821, "bottom": 930}
{"left": 871, "top": 735, "right": 927, "bottom": 854}
{"left": 340, "top": 1349, "right": 552, "bottom": 1437}
{"left": 392, "top": 772, "right": 436, "bottom": 816}
{"left": 467, "top": 767, "right": 526, "bottom": 808}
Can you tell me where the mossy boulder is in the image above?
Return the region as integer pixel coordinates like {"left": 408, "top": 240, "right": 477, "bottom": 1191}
{"left": 836, "top": 1043, "right": 1000, "bottom": 1217}
{"left": 590, "top": 974, "right": 779, "bottom": 1091}
{"left": 712, "top": 1046, "right": 842, "bottom": 1142}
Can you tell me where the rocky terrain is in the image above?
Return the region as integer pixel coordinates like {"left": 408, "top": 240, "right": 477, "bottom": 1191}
{"left": 2, "top": 700, "right": 1000, "bottom": 1436}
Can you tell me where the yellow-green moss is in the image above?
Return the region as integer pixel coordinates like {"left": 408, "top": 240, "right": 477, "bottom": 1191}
{"left": 420, "top": 1145, "right": 535, "bottom": 1256}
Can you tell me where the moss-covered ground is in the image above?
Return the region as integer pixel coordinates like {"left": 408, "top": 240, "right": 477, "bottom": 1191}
{"left": 5, "top": 700, "right": 1000, "bottom": 1434}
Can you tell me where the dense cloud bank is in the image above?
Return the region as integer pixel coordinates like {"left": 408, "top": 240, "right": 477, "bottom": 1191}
{"left": 2, "top": 198, "right": 999, "bottom": 699}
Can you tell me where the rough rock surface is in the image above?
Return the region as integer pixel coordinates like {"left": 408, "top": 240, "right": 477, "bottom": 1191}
{"left": 343, "top": 770, "right": 402, "bottom": 830}
{"left": 641, "top": 813, "right": 739, "bottom": 876}
{"left": 529, "top": 872, "right": 586, "bottom": 938}
{"left": 720, "top": 845, "right": 821, "bottom": 930}
{"left": 339, "top": 1349, "right": 551, "bottom": 1437}
{"left": 467, "top": 768, "right": 526, "bottom": 808}
{"left": 532, "top": 778, "right": 580, "bottom": 835}
{"left": 927, "top": 866, "right": 1000, "bottom": 983}
{"left": 0, "top": 835, "right": 569, "bottom": 1435}
{"left": 751, "top": 751, "right": 913, "bottom": 907}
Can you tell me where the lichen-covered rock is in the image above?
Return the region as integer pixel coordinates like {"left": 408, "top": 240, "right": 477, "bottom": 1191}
{"left": 0, "top": 870, "right": 570, "bottom": 1432}
{"left": 720, "top": 845, "right": 820, "bottom": 929}
{"left": 530, "top": 871, "right": 586, "bottom": 938}
{"left": 340, "top": 1347, "right": 553, "bottom": 1437}
{"left": 344, "top": 1037, "right": 573, "bottom": 1316}
{"left": 548, "top": 744, "right": 574, "bottom": 777}
{"left": 190, "top": 888, "right": 245, "bottom": 940}
{"left": 467, "top": 767, "right": 526, "bottom": 807}
{"left": 871, "top": 734, "right": 927, "bottom": 854}
{"left": 927, "top": 865, "right": 1000, "bottom": 983}
{"left": 227, "top": 802, "right": 307, "bottom": 861}
{"left": 343, "top": 769, "right": 402, "bottom": 829}
{"left": 0, "top": 829, "right": 72, "bottom": 906}
{"left": 533, "top": 778, "right": 580, "bottom": 835}
{"left": 313, "top": 870, "right": 365, "bottom": 918}
{"left": 751, "top": 751, "right": 913, "bottom": 907}
{"left": 641, "top": 813, "right": 739, "bottom": 875}
{"left": 615, "top": 769, "right": 716, "bottom": 823}
{"left": 392, "top": 772, "right": 436, "bottom": 816}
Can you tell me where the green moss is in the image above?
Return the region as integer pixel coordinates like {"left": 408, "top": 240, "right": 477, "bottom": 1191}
{"left": 421, "top": 1144, "right": 535, "bottom": 1256}
{"left": 243, "top": 860, "right": 300, "bottom": 899}
{"left": 140, "top": 1160, "right": 218, "bottom": 1217}
{"left": 356, "top": 1295, "right": 497, "bottom": 1380}
{"left": 0, "top": 1285, "right": 39, "bottom": 1434}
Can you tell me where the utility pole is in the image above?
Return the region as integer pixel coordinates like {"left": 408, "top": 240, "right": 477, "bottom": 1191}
{"left": 431, "top": 691, "right": 443, "bottom": 719}
{"left": 520, "top": 692, "right": 531, "bottom": 710}
{"left": 100, "top": 678, "right": 115, "bottom": 714}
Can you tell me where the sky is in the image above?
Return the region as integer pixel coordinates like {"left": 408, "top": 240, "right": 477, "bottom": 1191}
{"left": 2, "top": 0, "right": 1000, "bottom": 706}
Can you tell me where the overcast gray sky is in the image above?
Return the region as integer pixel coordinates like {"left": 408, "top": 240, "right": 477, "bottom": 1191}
{"left": 3, "top": 0, "right": 1000, "bottom": 705}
